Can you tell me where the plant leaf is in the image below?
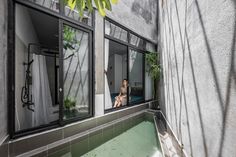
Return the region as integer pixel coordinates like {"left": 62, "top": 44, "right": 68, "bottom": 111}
{"left": 68, "top": 0, "right": 76, "bottom": 10}
{"left": 94, "top": 0, "right": 106, "bottom": 16}
{"left": 86, "top": 0, "right": 93, "bottom": 12}
{"left": 111, "top": 0, "right": 118, "bottom": 4}
{"left": 102, "top": 0, "right": 112, "bottom": 10}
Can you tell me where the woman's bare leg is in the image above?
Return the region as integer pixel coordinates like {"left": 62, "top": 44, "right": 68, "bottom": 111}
{"left": 113, "top": 97, "right": 120, "bottom": 108}
{"left": 117, "top": 97, "right": 123, "bottom": 107}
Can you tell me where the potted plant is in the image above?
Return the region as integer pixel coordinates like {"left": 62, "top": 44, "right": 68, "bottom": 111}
{"left": 64, "top": 97, "right": 77, "bottom": 118}
{"left": 145, "top": 51, "right": 161, "bottom": 108}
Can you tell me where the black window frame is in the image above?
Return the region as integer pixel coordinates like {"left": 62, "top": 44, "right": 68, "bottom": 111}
{"left": 104, "top": 17, "right": 157, "bottom": 113}
{"left": 8, "top": 0, "right": 95, "bottom": 139}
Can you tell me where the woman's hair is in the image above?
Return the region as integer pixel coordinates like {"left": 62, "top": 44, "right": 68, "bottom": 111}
{"left": 123, "top": 79, "right": 128, "bottom": 82}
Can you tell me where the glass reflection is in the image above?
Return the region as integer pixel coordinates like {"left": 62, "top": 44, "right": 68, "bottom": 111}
{"left": 105, "top": 20, "right": 128, "bottom": 42}
{"left": 63, "top": 25, "right": 89, "bottom": 120}
{"left": 129, "top": 49, "right": 144, "bottom": 104}
{"left": 27, "top": 0, "right": 60, "bottom": 12}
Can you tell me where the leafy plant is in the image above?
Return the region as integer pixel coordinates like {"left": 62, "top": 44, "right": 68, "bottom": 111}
{"left": 64, "top": 97, "right": 76, "bottom": 110}
{"left": 145, "top": 52, "right": 161, "bottom": 99}
{"left": 63, "top": 25, "right": 79, "bottom": 50}
{"left": 64, "top": 0, "right": 118, "bottom": 17}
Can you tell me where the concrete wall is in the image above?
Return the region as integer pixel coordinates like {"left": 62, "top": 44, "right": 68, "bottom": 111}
{"left": 0, "top": 0, "right": 8, "bottom": 144}
{"left": 158, "top": 0, "right": 236, "bottom": 156}
{"left": 106, "top": 0, "right": 158, "bottom": 42}
{"left": 95, "top": 0, "right": 158, "bottom": 115}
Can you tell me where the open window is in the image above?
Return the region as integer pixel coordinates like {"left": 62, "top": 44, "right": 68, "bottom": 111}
{"left": 104, "top": 39, "right": 128, "bottom": 110}
{"left": 104, "top": 19, "right": 156, "bottom": 112}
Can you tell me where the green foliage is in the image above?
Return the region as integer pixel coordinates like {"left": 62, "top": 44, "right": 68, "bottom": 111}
{"left": 65, "top": 0, "right": 118, "bottom": 17}
{"left": 64, "top": 97, "right": 76, "bottom": 110}
{"left": 145, "top": 52, "right": 161, "bottom": 81}
{"left": 145, "top": 51, "right": 161, "bottom": 100}
{"left": 63, "top": 25, "right": 79, "bottom": 50}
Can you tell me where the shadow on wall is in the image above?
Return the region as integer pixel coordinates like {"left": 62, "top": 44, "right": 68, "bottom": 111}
{"left": 131, "top": 0, "right": 155, "bottom": 24}
{"left": 158, "top": 0, "right": 236, "bottom": 156}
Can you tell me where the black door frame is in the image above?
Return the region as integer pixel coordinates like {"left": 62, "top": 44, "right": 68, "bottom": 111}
{"left": 59, "top": 20, "right": 94, "bottom": 125}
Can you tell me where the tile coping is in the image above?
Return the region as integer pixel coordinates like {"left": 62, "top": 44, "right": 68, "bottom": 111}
{"left": 10, "top": 102, "right": 150, "bottom": 143}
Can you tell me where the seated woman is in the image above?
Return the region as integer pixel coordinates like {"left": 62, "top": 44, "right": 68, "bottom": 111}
{"left": 113, "top": 79, "right": 128, "bottom": 108}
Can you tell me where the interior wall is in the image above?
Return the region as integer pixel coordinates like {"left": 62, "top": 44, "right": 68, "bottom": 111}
{"left": 114, "top": 54, "right": 123, "bottom": 93}
{"left": 158, "top": 0, "right": 236, "bottom": 156}
{"left": 129, "top": 53, "right": 143, "bottom": 88}
{"left": 0, "top": 0, "right": 8, "bottom": 144}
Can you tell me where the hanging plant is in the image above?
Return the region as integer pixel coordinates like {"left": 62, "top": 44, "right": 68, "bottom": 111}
{"left": 64, "top": 0, "right": 118, "bottom": 17}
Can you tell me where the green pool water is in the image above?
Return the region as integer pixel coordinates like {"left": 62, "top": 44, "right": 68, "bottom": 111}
{"left": 49, "top": 120, "right": 162, "bottom": 157}
{"left": 82, "top": 121, "right": 162, "bottom": 157}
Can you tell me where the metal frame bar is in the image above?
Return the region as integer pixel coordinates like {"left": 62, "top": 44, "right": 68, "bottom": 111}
{"left": 8, "top": 0, "right": 15, "bottom": 139}
{"left": 105, "top": 17, "right": 157, "bottom": 46}
{"left": 60, "top": 20, "right": 94, "bottom": 125}
{"left": 15, "top": 0, "right": 94, "bottom": 31}
{"left": 8, "top": 0, "right": 94, "bottom": 138}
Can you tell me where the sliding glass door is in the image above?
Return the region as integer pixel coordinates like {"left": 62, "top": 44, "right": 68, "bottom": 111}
{"left": 12, "top": 2, "right": 93, "bottom": 137}
{"left": 62, "top": 23, "right": 92, "bottom": 121}
{"left": 129, "top": 49, "right": 144, "bottom": 104}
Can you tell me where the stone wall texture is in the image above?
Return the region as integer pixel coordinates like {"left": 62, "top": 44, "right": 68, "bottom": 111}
{"left": 0, "top": 0, "right": 8, "bottom": 144}
{"left": 158, "top": 0, "right": 236, "bottom": 156}
{"left": 106, "top": 0, "right": 158, "bottom": 42}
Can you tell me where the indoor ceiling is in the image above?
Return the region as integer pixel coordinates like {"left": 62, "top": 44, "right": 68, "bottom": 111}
{"left": 28, "top": 7, "right": 59, "bottom": 50}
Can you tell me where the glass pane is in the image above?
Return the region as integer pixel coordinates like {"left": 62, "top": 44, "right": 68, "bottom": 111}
{"left": 129, "top": 50, "right": 144, "bottom": 104}
{"left": 129, "top": 33, "right": 146, "bottom": 49}
{"left": 63, "top": 25, "right": 89, "bottom": 120}
{"left": 146, "top": 42, "right": 156, "bottom": 52}
{"left": 145, "top": 59, "right": 153, "bottom": 100}
{"left": 27, "top": 0, "right": 60, "bottom": 12}
{"left": 15, "top": 4, "right": 59, "bottom": 131}
{"left": 104, "top": 39, "right": 128, "bottom": 110}
{"left": 64, "top": 6, "right": 92, "bottom": 26}
{"left": 105, "top": 20, "right": 128, "bottom": 42}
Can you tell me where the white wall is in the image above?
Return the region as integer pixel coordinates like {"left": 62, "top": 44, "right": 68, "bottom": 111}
{"left": 129, "top": 52, "right": 143, "bottom": 88}
{"left": 15, "top": 4, "right": 39, "bottom": 131}
{"left": 114, "top": 54, "right": 123, "bottom": 93}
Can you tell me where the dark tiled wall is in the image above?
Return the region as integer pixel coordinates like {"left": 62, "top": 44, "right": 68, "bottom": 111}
{"left": 0, "top": 103, "right": 149, "bottom": 157}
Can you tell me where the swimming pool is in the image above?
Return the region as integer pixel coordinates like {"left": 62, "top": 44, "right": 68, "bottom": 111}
{"left": 48, "top": 113, "right": 163, "bottom": 157}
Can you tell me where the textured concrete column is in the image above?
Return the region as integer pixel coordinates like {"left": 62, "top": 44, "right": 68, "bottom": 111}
{"left": 0, "top": 0, "right": 8, "bottom": 144}
{"left": 94, "top": 10, "right": 104, "bottom": 116}
{"left": 158, "top": 0, "right": 236, "bottom": 156}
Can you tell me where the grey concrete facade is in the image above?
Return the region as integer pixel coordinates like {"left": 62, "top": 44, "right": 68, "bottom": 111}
{"left": 106, "top": 0, "right": 158, "bottom": 42}
{"left": 0, "top": 0, "right": 8, "bottom": 144}
{"left": 158, "top": 0, "right": 236, "bottom": 156}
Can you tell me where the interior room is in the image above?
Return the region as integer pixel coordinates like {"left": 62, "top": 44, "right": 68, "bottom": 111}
{"left": 106, "top": 40, "right": 127, "bottom": 107}
{"left": 15, "top": 4, "right": 59, "bottom": 131}
{"left": 128, "top": 49, "right": 144, "bottom": 104}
